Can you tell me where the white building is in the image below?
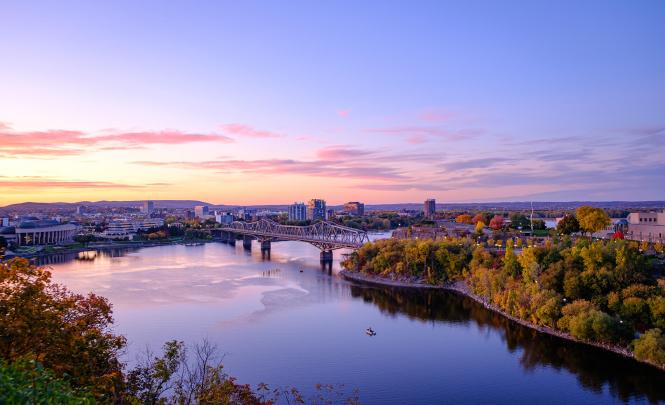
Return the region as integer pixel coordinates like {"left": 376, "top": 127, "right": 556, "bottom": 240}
{"left": 288, "top": 203, "right": 306, "bottom": 221}
{"left": 627, "top": 210, "right": 665, "bottom": 243}
{"left": 104, "top": 221, "right": 136, "bottom": 240}
{"left": 215, "top": 212, "right": 234, "bottom": 224}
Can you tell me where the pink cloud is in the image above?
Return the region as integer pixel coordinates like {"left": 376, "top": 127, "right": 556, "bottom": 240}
{"left": 220, "top": 123, "right": 284, "bottom": 138}
{"left": 0, "top": 126, "right": 233, "bottom": 157}
{"left": 336, "top": 109, "right": 351, "bottom": 118}
{"left": 418, "top": 109, "right": 456, "bottom": 123}
{"left": 316, "top": 145, "right": 373, "bottom": 160}
{"left": 0, "top": 178, "right": 144, "bottom": 189}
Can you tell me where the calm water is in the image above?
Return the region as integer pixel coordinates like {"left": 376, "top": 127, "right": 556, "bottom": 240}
{"left": 45, "top": 239, "right": 665, "bottom": 404}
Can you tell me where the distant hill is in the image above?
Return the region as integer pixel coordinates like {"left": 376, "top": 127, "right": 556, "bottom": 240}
{"left": 0, "top": 200, "right": 221, "bottom": 212}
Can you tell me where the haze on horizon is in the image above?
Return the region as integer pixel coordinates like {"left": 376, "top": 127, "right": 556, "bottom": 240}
{"left": 1, "top": 1, "right": 664, "bottom": 206}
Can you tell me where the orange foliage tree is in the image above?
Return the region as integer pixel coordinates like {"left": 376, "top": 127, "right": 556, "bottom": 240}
{"left": 0, "top": 258, "right": 126, "bottom": 400}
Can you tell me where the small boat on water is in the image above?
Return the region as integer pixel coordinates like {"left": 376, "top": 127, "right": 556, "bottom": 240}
{"left": 366, "top": 327, "right": 376, "bottom": 336}
{"left": 299, "top": 269, "right": 304, "bottom": 272}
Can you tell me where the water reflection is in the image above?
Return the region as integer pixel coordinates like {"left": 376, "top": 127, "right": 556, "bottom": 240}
{"left": 350, "top": 285, "right": 665, "bottom": 403}
{"left": 44, "top": 242, "right": 665, "bottom": 404}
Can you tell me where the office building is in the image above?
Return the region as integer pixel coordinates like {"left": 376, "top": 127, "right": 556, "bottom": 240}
{"left": 288, "top": 202, "right": 307, "bottom": 221}
{"left": 142, "top": 201, "right": 154, "bottom": 214}
{"left": 194, "top": 205, "right": 209, "bottom": 218}
{"left": 307, "top": 199, "right": 327, "bottom": 221}
{"left": 344, "top": 201, "right": 365, "bottom": 216}
{"left": 424, "top": 199, "right": 436, "bottom": 219}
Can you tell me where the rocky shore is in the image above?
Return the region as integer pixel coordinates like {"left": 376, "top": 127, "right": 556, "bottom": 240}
{"left": 339, "top": 269, "right": 664, "bottom": 372}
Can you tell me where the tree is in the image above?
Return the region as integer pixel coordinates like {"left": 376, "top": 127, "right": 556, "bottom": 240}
{"left": 73, "top": 234, "right": 95, "bottom": 246}
{"left": 0, "top": 359, "right": 94, "bottom": 404}
{"left": 576, "top": 206, "right": 610, "bottom": 236}
{"left": 0, "top": 236, "right": 6, "bottom": 249}
{"left": 556, "top": 215, "right": 580, "bottom": 235}
{"left": 472, "top": 213, "right": 484, "bottom": 224}
{"left": 475, "top": 221, "right": 485, "bottom": 234}
{"left": 456, "top": 214, "right": 472, "bottom": 224}
{"left": 655, "top": 242, "right": 664, "bottom": 255}
{"left": 633, "top": 328, "right": 665, "bottom": 367}
{"left": 532, "top": 219, "right": 546, "bottom": 231}
{"left": 489, "top": 215, "right": 504, "bottom": 230}
{"left": 0, "top": 258, "right": 126, "bottom": 400}
{"left": 509, "top": 213, "right": 530, "bottom": 229}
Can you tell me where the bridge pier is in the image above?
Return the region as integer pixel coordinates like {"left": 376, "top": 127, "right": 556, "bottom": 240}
{"left": 320, "top": 250, "right": 333, "bottom": 262}
{"left": 260, "top": 240, "right": 271, "bottom": 260}
{"left": 243, "top": 235, "right": 253, "bottom": 250}
{"left": 226, "top": 232, "right": 236, "bottom": 246}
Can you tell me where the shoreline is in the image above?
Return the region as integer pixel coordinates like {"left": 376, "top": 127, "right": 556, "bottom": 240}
{"left": 4, "top": 239, "right": 213, "bottom": 260}
{"left": 339, "top": 269, "right": 665, "bottom": 372}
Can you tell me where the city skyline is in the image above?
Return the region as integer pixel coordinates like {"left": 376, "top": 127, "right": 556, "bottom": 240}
{"left": 1, "top": 1, "right": 664, "bottom": 206}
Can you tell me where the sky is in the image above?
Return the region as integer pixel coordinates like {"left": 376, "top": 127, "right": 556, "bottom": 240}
{"left": 1, "top": 0, "right": 664, "bottom": 206}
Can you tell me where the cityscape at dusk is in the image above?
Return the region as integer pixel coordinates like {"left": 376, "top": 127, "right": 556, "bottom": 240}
{"left": 2, "top": 2, "right": 665, "bottom": 404}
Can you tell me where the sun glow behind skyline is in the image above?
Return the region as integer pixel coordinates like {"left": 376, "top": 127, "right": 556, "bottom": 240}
{"left": 1, "top": 1, "right": 664, "bottom": 206}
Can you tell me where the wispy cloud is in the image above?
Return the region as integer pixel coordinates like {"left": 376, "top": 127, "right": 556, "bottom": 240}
{"left": 0, "top": 125, "right": 233, "bottom": 157}
{"left": 367, "top": 126, "right": 483, "bottom": 144}
{"left": 316, "top": 145, "right": 374, "bottom": 160}
{"left": 0, "top": 178, "right": 145, "bottom": 189}
{"left": 219, "top": 123, "right": 284, "bottom": 138}
{"left": 133, "top": 158, "right": 407, "bottom": 181}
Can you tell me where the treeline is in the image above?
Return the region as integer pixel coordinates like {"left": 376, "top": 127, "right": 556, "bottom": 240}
{"left": 0, "top": 258, "right": 358, "bottom": 404}
{"left": 343, "top": 237, "right": 665, "bottom": 368}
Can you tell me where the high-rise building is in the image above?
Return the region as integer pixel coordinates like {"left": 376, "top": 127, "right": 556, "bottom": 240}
{"left": 424, "top": 199, "right": 436, "bottom": 219}
{"left": 344, "top": 201, "right": 365, "bottom": 216}
{"left": 142, "top": 201, "right": 154, "bottom": 214}
{"left": 307, "top": 199, "right": 327, "bottom": 221}
{"left": 288, "top": 202, "right": 307, "bottom": 221}
{"left": 194, "top": 205, "right": 209, "bottom": 218}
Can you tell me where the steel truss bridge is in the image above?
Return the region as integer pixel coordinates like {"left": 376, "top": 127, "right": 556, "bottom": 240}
{"left": 217, "top": 219, "right": 370, "bottom": 251}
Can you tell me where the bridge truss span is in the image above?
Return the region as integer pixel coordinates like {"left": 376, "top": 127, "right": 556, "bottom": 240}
{"left": 219, "top": 219, "right": 370, "bottom": 251}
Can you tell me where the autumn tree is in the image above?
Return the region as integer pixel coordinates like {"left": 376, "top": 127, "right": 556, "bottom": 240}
{"left": 634, "top": 328, "right": 665, "bottom": 367}
{"left": 556, "top": 215, "right": 580, "bottom": 235}
{"left": 472, "top": 213, "right": 484, "bottom": 224}
{"left": 489, "top": 215, "right": 504, "bottom": 230}
{"left": 0, "top": 258, "right": 126, "bottom": 400}
{"left": 456, "top": 214, "right": 473, "bottom": 224}
{"left": 475, "top": 221, "right": 486, "bottom": 234}
{"left": 575, "top": 206, "right": 610, "bottom": 236}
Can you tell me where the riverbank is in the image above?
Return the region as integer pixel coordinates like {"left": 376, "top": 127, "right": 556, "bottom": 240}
{"left": 339, "top": 269, "right": 665, "bottom": 372}
{"left": 2, "top": 239, "right": 214, "bottom": 261}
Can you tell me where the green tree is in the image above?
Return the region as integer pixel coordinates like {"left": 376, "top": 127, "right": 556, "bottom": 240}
{"left": 556, "top": 215, "right": 580, "bottom": 235}
{"left": 0, "top": 359, "right": 94, "bottom": 404}
{"left": 633, "top": 328, "right": 665, "bottom": 367}
{"left": 509, "top": 213, "right": 530, "bottom": 229}
{"left": 575, "top": 206, "right": 610, "bottom": 236}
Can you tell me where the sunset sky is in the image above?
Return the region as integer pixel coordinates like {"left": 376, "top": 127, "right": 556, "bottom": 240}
{"left": 1, "top": 1, "right": 664, "bottom": 206}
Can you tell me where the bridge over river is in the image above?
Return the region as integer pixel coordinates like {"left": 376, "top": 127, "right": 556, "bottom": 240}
{"left": 213, "top": 219, "right": 370, "bottom": 262}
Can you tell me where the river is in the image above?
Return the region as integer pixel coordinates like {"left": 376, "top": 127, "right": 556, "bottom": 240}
{"left": 45, "top": 237, "right": 665, "bottom": 404}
